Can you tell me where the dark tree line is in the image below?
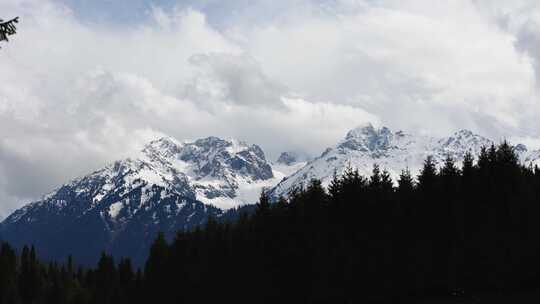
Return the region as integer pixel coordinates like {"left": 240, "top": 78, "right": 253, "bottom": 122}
{"left": 3, "top": 142, "right": 540, "bottom": 303}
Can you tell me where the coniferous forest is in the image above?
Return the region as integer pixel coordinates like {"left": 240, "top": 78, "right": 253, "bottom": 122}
{"left": 3, "top": 142, "right": 540, "bottom": 303}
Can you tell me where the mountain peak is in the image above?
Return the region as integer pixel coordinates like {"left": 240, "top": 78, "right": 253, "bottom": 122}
{"left": 71, "top": 134, "right": 275, "bottom": 212}
{"left": 270, "top": 127, "right": 540, "bottom": 200}
{"left": 142, "top": 136, "right": 183, "bottom": 159}
{"left": 193, "top": 136, "right": 236, "bottom": 149}
{"left": 438, "top": 130, "right": 492, "bottom": 156}
{"left": 515, "top": 143, "right": 528, "bottom": 153}
{"left": 276, "top": 152, "right": 302, "bottom": 165}
{"left": 344, "top": 124, "right": 393, "bottom": 141}
{"left": 146, "top": 136, "right": 182, "bottom": 148}
{"left": 453, "top": 129, "right": 475, "bottom": 137}
{"left": 340, "top": 124, "right": 394, "bottom": 153}
{"left": 344, "top": 123, "right": 377, "bottom": 140}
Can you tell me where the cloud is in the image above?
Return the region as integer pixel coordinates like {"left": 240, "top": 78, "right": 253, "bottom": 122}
{"left": 0, "top": 0, "right": 539, "bottom": 217}
{"left": 234, "top": 0, "right": 536, "bottom": 135}
{"left": 184, "top": 53, "right": 287, "bottom": 110}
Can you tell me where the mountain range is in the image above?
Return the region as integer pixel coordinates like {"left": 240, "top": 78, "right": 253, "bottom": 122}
{"left": 271, "top": 124, "right": 540, "bottom": 198}
{"left": 0, "top": 136, "right": 294, "bottom": 264}
{"left": 2, "top": 124, "right": 539, "bottom": 265}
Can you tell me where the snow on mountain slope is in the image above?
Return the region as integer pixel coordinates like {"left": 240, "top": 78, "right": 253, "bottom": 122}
{"left": 139, "top": 136, "right": 277, "bottom": 209}
{"left": 0, "top": 135, "right": 278, "bottom": 265}
{"left": 272, "top": 151, "right": 309, "bottom": 178}
{"left": 270, "top": 124, "right": 540, "bottom": 198}
{"left": 9, "top": 135, "right": 276, "bottom": 220}
{"left": 4, "top": 126, "right": 540, "bottom": 265}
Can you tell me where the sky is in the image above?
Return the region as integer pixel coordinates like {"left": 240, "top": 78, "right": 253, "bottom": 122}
{"left": 1, "top": 0, "right": 540, "bottom": 218}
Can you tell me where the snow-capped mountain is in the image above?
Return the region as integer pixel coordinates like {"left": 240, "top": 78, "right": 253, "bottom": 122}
{"left": 270, "top": 124, "right": 540, "bottom": 198}
{"left": 3, "top": 125, "right": 540, "bottom": 265}
{"left": 140, "top": 136, "right": 279, "bottom": 209}
{"left": 276, "top": 152, "right": 302, "bottom": 166}
{"left": 0, "top": 136, "right": 279, "bottom": 265}
{"left": 272, "top": 151, "right": 309, "bottom": 177}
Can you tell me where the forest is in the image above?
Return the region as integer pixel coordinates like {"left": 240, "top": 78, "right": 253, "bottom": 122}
{"left": 2, "top": 142, "right": 540, "bottom": 303}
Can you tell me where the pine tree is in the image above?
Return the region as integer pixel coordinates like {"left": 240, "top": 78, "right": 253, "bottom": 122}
{"left": 418, "top": 155, "right": 438, "bottom": 193}
{"left": 497, "top": 140, "right": 519, "bottom": 166}
{"left": 28, "top": 245, "right": 43, "bottom": 301}
{"left": 328, "top": 170, "right": 342, "bottom": 201}
{"left": 145, "top": 233, "right": 169, "bottom": 281}
{"left": 0, "top": 243, "right": 17, "bottom": 303}
{"left": 19, "top": 245, "right": 32, "bottom": 302}
{"left": 95, "top": 252, "right": 117, "bottom": 304}
{"left": 369, "top": 164, "right": 382, "bottom": 188}
{"left": 488, "top": 144, "right": 497, "bottom": 164}
{"left": 462, "top": 151, "right": 474, "bottom": 179}
{"left": 477, "top": 146, "right": 490, "bottom": 171}
{"left": 397, "top": 168, "right": 414, "bottom": 194}
{"left": 256, "top": 189, "right": 271, "bottom": 218}
{"left": 441, "top": 154, "right": 459, "bottom": 177}
{"left": 144, "top": 232, "right": 171, "bottom": 302}
{"left": 1, "top": 142, "right": 540, "bottom": 302}
{"left": 118, "top": 258, "right": 134, "bottom": 286}
{"left": 380, "top": 169, "right": 394, "bottom": 196}
{"left": 306, "top": 178, "right": 327, "bottom": 210}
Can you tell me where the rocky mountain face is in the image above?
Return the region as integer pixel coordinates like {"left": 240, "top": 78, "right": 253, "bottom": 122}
{"left": 3, "top": 125, "right": 540, "bottom": 265}
{"left": 140, "top": 136, "right": 276, "bottom": 209}
{"left": 270, "top": 124, "right": 540, "bottom": 199}
{"left": 276, "top": 152, "right": 302, "bottom": 166}
{"left": 272, "top": 151, "right": 309, "bottom": 177}
{"left": 0, "top": 136, "right": 278, "bottom": 265}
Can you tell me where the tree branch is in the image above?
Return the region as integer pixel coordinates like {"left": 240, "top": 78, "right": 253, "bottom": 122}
{"left": 0, "top": 17, "right": 20, "bottom": 44}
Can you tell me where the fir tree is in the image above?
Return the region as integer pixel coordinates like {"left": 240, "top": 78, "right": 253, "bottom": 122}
{"left": 462, "top": 151, "right": 474, "bottom": 179}
{"left": 1, "top": 143, "right": 540, "bottom": 303}
{"left": 418, "top": 155, "right": 438, "bottom": 193}
{"left": 397, "top": 168, "right": 414, "bottom": 194}
{"left": 256, "top": 189, "right": 271, "bottom": 218}
{"left": 369, "top": 163, "right": 382, "bottom": 188}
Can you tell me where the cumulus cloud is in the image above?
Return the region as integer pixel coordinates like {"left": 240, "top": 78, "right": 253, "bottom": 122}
{"left": 184, "top": 53, "right": 287, "bottom": 110}
{"left": 0, "top": 0, "right": 539, "bottom": 217}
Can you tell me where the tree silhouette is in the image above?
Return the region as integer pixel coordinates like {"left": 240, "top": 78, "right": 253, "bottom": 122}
{"left": 3, "top": 143, "right": 540, "bottom": 303}
{"left": 0, "top": 17, "right": 19, "bottom": 45}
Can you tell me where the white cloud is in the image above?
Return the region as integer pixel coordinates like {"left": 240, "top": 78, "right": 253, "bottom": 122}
{"left": 235, "top": 0, "right": 536, "bottom": 135}
{"left": 0, "top": 0, "right": 539, "bottom": 217}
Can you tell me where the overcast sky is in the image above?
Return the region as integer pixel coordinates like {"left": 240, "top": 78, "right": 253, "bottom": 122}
{"left": 1, "top": 0, "right": 540, "bottom": 218}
